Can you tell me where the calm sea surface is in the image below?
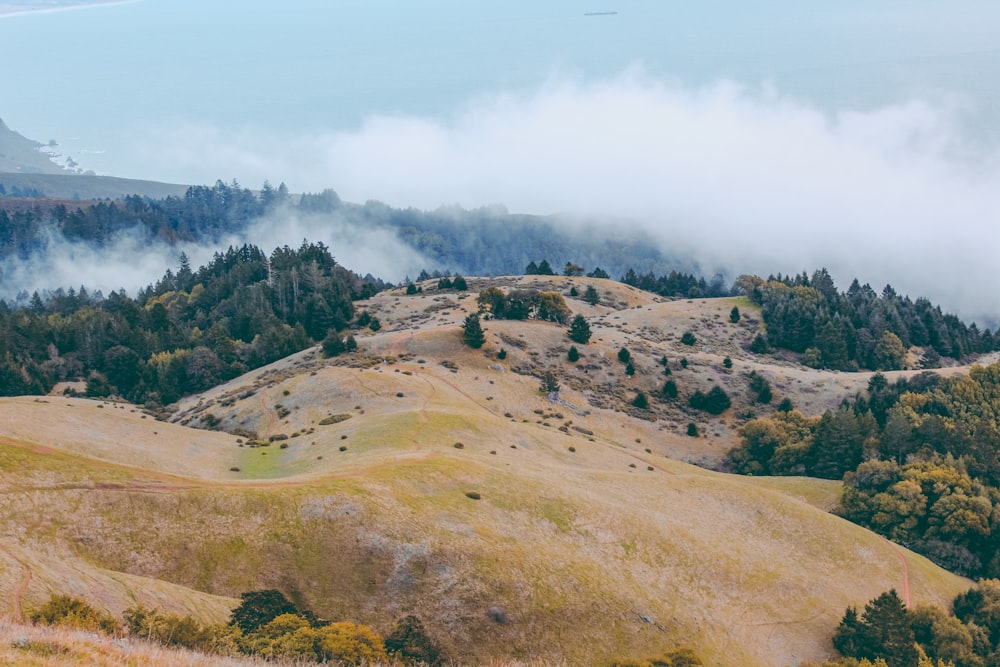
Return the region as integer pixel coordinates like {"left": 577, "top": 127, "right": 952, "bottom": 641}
{"left": 2, "top": 0, "right": 1000, "bottom": 181}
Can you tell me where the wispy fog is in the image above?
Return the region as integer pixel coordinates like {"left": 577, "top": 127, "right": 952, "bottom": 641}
{"left": 132, "top": 70, "right": 1000, "bottom": 322}
{"left": 0, "top": 211, "right": 431, "bottom": 301}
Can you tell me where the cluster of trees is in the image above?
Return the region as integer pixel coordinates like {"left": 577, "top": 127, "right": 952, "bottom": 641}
{"left": 29, "top": 590, "right": 444, "bottom": 665}
{"left": 0, "top": 241, "right": 379, "bottom": 404}
{"left": 621, "top": 268, "right": 731, "bottom": 299}
{"left": 477, "top": 286, "right": 572, "bottom": 324}
{"left": 828, "top": 584, "right": 1000, "bottom": 667}
{"left": 738, "top": 270, "right": 996, "bottom": 370}
{"left": 728, "top": 362, "right": 1000, "bottom": 576}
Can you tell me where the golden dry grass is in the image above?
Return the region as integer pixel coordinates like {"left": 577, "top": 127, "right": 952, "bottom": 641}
{"left": 1, "top": 276, "right": 991, "bottom": 666}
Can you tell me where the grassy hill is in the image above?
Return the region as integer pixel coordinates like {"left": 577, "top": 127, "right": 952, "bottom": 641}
{"left": 0, "top": 276, "right": 981, "bottom": 666}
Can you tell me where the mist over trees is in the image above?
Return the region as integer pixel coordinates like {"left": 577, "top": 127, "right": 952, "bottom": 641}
{"left": 0, "top": 240, "right": 380, "bottom": 404}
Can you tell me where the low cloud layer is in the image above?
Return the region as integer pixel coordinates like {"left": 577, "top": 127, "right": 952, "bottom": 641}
{"left": 0, "top": 211, "right": 431, "bottom": 301}
{"left": 134, "top": 70, "right": 1000, "bottom": 323}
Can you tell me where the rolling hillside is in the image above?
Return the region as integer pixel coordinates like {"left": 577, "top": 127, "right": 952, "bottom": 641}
{"left": 0, "top": 276, "right": 983, "bottom": 666}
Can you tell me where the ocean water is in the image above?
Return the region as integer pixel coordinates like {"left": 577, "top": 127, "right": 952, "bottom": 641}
{"left": 2, "top": 0, "right": 1000, "bottom": 183}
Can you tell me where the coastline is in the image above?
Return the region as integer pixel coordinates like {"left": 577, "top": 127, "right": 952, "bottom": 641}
{"left": 0, "top": 0, "right": 138, "bottom": 19}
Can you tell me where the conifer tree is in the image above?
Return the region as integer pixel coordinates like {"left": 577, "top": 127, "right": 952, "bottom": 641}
{"left": 568, "top": 314, "right": 592, "bottom": 344}
{"left": 461, "top": 313, "right": 485, "bottom": 349}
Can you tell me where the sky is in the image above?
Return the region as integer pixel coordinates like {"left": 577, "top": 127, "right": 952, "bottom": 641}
{"left": 2, "top": 0, "right": 1000, "bottom": 321}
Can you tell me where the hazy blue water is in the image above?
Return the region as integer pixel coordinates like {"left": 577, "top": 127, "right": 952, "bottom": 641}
{"left": 3, "top": 0, "right": 1000, "bottom": 180}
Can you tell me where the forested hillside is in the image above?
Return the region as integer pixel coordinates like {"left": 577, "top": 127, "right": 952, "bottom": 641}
{"left": 0, "top": 241, "right": 380, "bottom": 403}
{"left": 739, "top": 271, "right": 996, "bottom": 368}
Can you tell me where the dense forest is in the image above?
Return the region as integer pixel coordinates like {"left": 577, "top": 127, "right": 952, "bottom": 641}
{"left": 0, "top": 240, "right": 380, "bottom": 404}
{"left": 728, "top": 364, "right": 1000, "bottom": 577}
{"left": 739, "top": 271, "right": 997, "bottom": 370}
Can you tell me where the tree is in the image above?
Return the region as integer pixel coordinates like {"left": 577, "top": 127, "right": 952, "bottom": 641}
{"left": 687, "top": 423, "right": 699, "bottom": 437}
{"left": 633, "top": 391, "right": 649, "bottom": 409}
{"left": 858, "top": 590, "right": 918, "bottom": 667}
{"left": 749, "top": 334, "right": 769, "bottom": 354}
{"left": 536, "top": 259, "right": 555, "bottom": 275}
{"left": 587, "top": 267, "right": 610, "bottom": 279}
{"left": 230, "top": 590, "right": 299, "bottom": 632}
{"left": 540, "top": 370, "right": 560, "bottom": 393}
{"left": 567, "top": 346, "right": 580, "bottom": 362}
{"left": 618, "top": 347, "right": 631, "bottom": 363}
{"left": 723, "top": 356, "right": 733, "bottom": 369}
{"left": 461, "top": 313, "right": 485, "bottom": 349}
{"left": 451, "top": 275, "right": 468, "bottom": 291}
{"left": 385, "top": 615, "right": 444, "bottom": 665}
{"left": 730, "top": 306, "right": 741, "bottom": 323}
{"left": 875, "top": 331, "right": 906, "bottom": 371}
{"left": 681, "top": 331, "right": 697, "bottom": 346}
{"left": 568, "top": 314, "right": 592, "bottom": 344}
{"left": 405, "top": 283, "right": 417, "bottom": 295}
{"left": 625, "top": 361, "right": 636, "bottom": 377}
{"left": 536, "top": 291, "right": 571, "bottom": 323}
{"left": 563, "top": 262, "right": 584, "bottom": 276}
{"left": 322, "top": 330, "right": 348, "bottom": 357}
{"left": 583, "top": 285, "right": 600, "bottom": 306}
{"left": 662, "top": 379, "right": 678, "bottom": 399}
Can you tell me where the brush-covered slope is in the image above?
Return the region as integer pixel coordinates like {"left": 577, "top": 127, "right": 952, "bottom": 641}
{"left": 0, "top": 276, "right": 979, "bottom": 666}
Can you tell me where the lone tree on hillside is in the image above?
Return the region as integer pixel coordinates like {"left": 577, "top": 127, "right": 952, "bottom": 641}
{"left": 632, "top": 391, "right": 649, "bottom": 409}
{"left": 568, "top": 314, "right": 592, "bottom": 344}
{"left": 567, "top": 346, "right": 580, "bottom": 362}
{"left": 681, "top": 331, "right": 697, "bottom": 346}
{"left": 730, "top": 306, "right": 741, "bottom": 323}
{"left": 618, "top": 347, "right": 631, "bottom": 364}
{"left": 540, "top": 370, "right": 560, "bottom": 394}
{"left": 583, "top": 285, "right": 599, "bottom": 306}
{"left": 461, "top": 313, "right": 485, "bottom": 349}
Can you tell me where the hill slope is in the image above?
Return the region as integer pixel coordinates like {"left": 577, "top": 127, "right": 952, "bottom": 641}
{"left": 0, "top": 277, "right": 982, "bottom": 665}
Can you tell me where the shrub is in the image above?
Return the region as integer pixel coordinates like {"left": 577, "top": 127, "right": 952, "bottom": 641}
{"left": 723, "top": 356, "right": 733, "bottom": 369}
{"left": 540, "top": 370, "right": 560, "bottom": 393}
{"left": 497, "top": 349, "right": 507, "bottom": 360}
{"left": 687, "top": 423, "right": 699, "bottom": 437}
{"left": 625, "top": 361, "right": 636, "bottom": 377}
{"left": 315, "top": 622, "right": 388, "bottom": 664}
{"left": 633, "top": 391, "right": 649, "bottom": 409}
{"left": 689, "top": 386, "right": 731, "bottom": 414}
{"left": 730, "top": 306, "right": 741, "bottom": 323}
{"left": 568, "top": 346, "right": 580, "bottom": 362}
{"left": 30, "top": 595, "right": 118, "bottom": 634}
{"left": 681, "top": 331, "right": 697, "bottom": 346}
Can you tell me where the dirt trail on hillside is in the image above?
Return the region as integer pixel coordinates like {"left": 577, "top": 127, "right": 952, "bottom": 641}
{"left": 0, "top": 544, "right": 30, "bottom": 621}
{"left": 256, "top": 392, "right": 277, "bottom": 438}
{"left": 883, "top": 537, "right": 912, "bottom": 607}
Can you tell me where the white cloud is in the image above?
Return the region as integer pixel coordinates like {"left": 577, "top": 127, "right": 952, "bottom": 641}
{"left": 20, "top": 69, "right": 1000, "bottom": 322}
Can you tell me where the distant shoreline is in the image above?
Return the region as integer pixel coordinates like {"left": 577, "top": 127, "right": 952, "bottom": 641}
{"left": 0, "top": 0, "right": 137, "bottom": 19}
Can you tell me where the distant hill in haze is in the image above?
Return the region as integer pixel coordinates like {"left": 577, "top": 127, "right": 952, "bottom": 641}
{"left": 0, "top": 117, "right": 67, "bottom": 175}
{"left": 0, "top": 117, "right": 190, "bottom": 199}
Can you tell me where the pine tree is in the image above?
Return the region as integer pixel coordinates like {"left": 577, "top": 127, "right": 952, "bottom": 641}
{"left": 632, "top": 391, "right": 648, "bottom": 409}
{"left": 540, "top": 370, "right": 560, "bottom": 393}
{"left": 461, "top": 313, "right": 486, "bottom": 349}
{"left": 583, "top": 285, "right": 600, "bottom": 306}
{"left": 567, "top": 346, "right": 580, "bottom": 362}
{"left": 858, "top": 590, "right": 917, "bottom": 667}
{"left": 568, "top": 314, "right": 592, "bottom": 344}
{"left": 730, "top": 306, "right": 741, "bottom": 323}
